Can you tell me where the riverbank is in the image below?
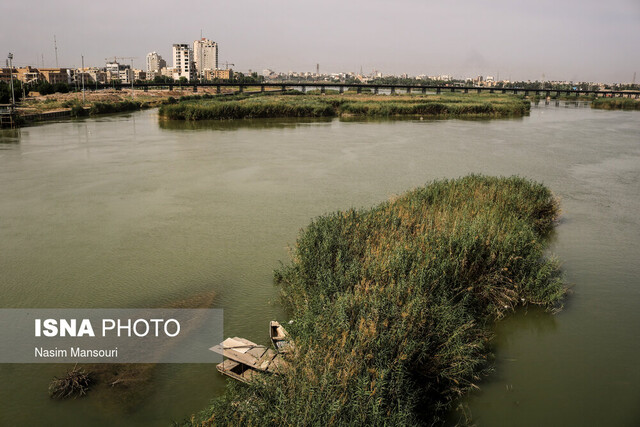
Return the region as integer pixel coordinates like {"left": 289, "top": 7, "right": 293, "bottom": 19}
{"left": 158, "top": 92, "right": 531, "bottom": 120}
{"left": 193, "top": 175, "right": 565, "bottom": 426}
{"left": 4, "top": 87, "right": 285, "bottom": 127}
{"left": 5, "top": 87, "right": 237, "bottom": 127}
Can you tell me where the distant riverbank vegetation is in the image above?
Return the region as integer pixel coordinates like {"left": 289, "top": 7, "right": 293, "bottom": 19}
{"left": 191, "top": 175, "right": 565, "bottom": 426}
{"left": 158, "top": 92, "right": 531, "bottom": 121}
{"left": 60, "top": 99, "right": 151, "bottom": 118}
{"left": 591, "top": 97, "right": 640, "bottom": 110}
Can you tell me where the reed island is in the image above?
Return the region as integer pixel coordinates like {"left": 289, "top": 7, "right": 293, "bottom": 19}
{"left": 591, "top": 97, "right": 640, "bottom": 110}
{"left": 158, "top": 92, "right": 531, "bottom": 121}
{"left": 193, "top": 175, "right": 566, "bottom": 425}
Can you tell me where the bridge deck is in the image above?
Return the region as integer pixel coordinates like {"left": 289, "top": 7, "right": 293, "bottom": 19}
{"left": 102, "top": 82, "right": 640, "bottom": 98}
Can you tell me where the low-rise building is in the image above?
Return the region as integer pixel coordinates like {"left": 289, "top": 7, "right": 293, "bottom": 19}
{"left": 16, "top": 67, "right": 40, "bottom": 84}
{"left": 160, "top": 67, "right": 175, "bottom": 78}
{"left": 87, "top": 68, "right": 108, "bottom": 84}
{"left": 106, "top": 70, "right": 119, "bottom": 83}
{"left": 146, "top": 70, "right": 160, "bottom": 81}
{"left": 106, "top": 62, "right": 134, "bottom": 83}
{"left": 204, "top": 69, "right": 233, "bottom": 81}
{"left": 38, "top": 68, "right": 70, "bottom": 84}
{"left": 119, "top": 68, "right": 133, "bottom": 84}
{"left": 133, "top": 69, "right": 146, "bottom": 82}
{"left": 0, "top": 68, "right": 14, "bottom": 82}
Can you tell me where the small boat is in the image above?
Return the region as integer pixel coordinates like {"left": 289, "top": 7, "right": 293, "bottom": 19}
{"left": 269, "top": 321, "right": 292, "bottom": 354}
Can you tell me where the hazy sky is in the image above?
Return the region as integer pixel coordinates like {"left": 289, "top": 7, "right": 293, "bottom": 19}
{"left": 2, "top": 0, "right": 639, "bottom": 82}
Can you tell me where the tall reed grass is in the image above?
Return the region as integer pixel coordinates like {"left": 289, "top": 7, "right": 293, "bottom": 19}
{"left": 192, "top": 175, "right": 565, "bottom": 426}
{"left": 159, "top": 94, "right": 530, "bottom": 121}
{"left": 592, "top": 97, "right": 640, "bottom": 110}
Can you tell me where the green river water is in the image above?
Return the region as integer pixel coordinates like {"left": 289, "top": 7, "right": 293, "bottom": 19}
{"left": 0, "top": 103, "right": 638, "bottom": 426}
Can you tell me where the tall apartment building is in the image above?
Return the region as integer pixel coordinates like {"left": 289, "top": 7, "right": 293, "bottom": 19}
{"left": 193, "top": 38, "right": 218, "bottom": 78}
{"left": 172, "top": 44, "right": 196, "bottom": 81}
{"left": 146, "top": 52, "right": 167, "bottom": 73}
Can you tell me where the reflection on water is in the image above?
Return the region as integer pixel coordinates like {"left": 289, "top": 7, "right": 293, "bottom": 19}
{"left": 158, "top": 116, "right": 333, "bottom": 131}
{"left": 1, "top": 105, "right": 639, "bottom": 426}
{"left": 157, "top": 113, "right": 524, "bottom": 131}
{"left": 0, "top": 128, "right": 21, "bottom": 145}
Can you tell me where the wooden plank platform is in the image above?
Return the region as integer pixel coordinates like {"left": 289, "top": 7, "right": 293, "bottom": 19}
{"left": 210, "top": 337, "right": 286, "bottom": 374}
{"left": 216, "top": 359, "right": 260, "bottom": 383}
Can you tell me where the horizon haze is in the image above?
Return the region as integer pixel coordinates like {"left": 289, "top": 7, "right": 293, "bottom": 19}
{"left": 2, "top": 0, "right": 639, "bottom": 83}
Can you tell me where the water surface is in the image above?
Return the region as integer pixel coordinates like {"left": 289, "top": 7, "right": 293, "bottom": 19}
{"left": 1, "top": 104, "right": 639, "bottom": 425}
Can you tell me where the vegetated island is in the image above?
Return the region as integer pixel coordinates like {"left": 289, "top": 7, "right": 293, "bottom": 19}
{"left": 591, "top": 97, "right": 640, "bottom": 110}
{"left": 192, "top": 175, "right": 566, "bottom": 426}
{"left": 158, "top": 92, "right": 531, "bottom": 121}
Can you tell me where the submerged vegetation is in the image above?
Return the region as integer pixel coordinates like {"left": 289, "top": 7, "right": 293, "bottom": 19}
{"left": 591, "top": 97, "right": 640, "bottom": 110}
{"left": 194, "top": 175, "right": 565, "bottom": 426}
{"left": 159, "top": 93, "right": 531, "bottom": 121}
{"left": 49, "top": 365, "right": 92, "bottom": 399}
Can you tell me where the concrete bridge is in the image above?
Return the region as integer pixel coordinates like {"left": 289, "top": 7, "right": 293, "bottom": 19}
{"left": 107, "top": 82, "right": 640, "bottom": 99}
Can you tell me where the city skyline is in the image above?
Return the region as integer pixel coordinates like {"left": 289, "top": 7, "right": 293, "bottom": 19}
{"left": 2, "top": 0, "right": 639, "bottom": 83}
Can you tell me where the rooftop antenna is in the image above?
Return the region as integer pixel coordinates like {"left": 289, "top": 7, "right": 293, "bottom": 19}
{"left": 54, "top": 35, "right": 59, "bottom": 67}
{"left": 633, "top": 72, "right": 636, "bottom": 85}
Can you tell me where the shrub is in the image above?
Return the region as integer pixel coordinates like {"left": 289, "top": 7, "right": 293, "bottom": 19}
{"left": 89, "top": 100, "right": 141, "bottom": 115}
{"left": 53, "top": 83, "right": 70, "bottom": 93}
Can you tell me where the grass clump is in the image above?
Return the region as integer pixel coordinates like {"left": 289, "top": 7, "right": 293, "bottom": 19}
{"left": 89, "top": 100, "right": 142, "bottom": 115}
{"left": 55, "top": 99, "right": 146, "bottom": 117}
{"left": 192, "top": 175, "right": 565, "bottom": 426}
{"left": 591, "top": 97, "right": 640, "bottom": 110}
{"left": 61, "top": 100, "right": 88, "bottom": 117}
{"left": 159, "top": 93, "right": 530, "bottom": 121}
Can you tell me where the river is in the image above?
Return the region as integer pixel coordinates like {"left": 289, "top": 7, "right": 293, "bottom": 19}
{"left": 0, "top": 104, "right": 639, "bottom": 426}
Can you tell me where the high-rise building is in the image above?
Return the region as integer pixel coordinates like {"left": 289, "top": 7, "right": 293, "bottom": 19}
{"left": 172, "top": 44, "right": 195, "bottom": 81}
{"left": 193, "top": 38, "right": 218, "bottom": 78}
{"left": 146, "top": 52, "right": 166, "bottom": 73}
